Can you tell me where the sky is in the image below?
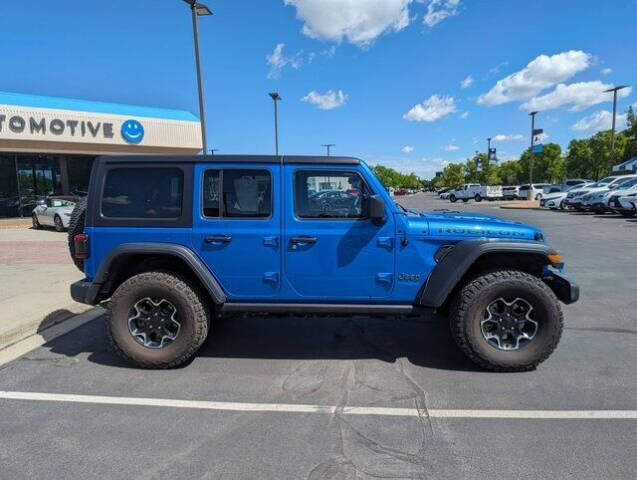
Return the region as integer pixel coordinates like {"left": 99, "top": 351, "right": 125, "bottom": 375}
{"left": 1, "top": 0, "right": 636, "bottom": 178}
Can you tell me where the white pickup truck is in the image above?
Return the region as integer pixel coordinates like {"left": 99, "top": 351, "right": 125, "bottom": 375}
{"left": 449, "top": 184, "right": 503, "bottom": 203}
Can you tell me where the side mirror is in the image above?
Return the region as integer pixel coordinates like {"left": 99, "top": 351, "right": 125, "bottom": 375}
{"left": 368, "top": 195, "right": 386, "bottom": 225}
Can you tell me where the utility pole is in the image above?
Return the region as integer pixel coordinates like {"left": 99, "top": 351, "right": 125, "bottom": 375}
{"left": 529, "top": 111, "right": 538, "bottom": 186}
{"left": 209, "top": 148, "right": 219, "bottom": 155}
{"left": 269, "top": 92, "right": 281, "bottom": 156}
{"left": 321, "top": 144, "right": 335, "bottom": 156}
{"left": 604, "top": 85, "right": 629, "bottom": 173}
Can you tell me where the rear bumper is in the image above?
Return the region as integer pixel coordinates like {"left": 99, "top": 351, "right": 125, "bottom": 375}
{"left": 543, "top": 268, "right": 580, "bottom": 305}
{"left": 70, "top": 279, "right": 102, "bottom": 305}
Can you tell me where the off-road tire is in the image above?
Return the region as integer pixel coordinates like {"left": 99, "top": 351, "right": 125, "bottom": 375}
{"left": 106, "top": 271, "right": 210, "bottom": 369}
{"left": 449, "top": 194, "right": 457, "bottom": 203}
{"left": 67, "top": 197, "right": 87, "bottom": 271}
{"left": 449, "top": 269, "right": 563, "bottom": 372}
{"left": 32, "top": 214, "right": 41, "bottom": 229}
{"left": 474, "top": 194, "right": 482, "bottom": 202}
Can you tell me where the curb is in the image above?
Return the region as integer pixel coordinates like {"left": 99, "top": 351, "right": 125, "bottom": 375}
{"left": 0, "top": 307, "right": 104, "bottom": 366}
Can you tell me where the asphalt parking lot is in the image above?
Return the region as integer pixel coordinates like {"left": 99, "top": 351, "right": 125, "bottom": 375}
{"left": 1, "top": 193, "right": 636, "bottom": 479}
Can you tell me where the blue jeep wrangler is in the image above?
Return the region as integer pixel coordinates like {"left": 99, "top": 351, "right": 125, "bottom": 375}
{"left": 68, "top": 155, "right": 578, "bottom": 371}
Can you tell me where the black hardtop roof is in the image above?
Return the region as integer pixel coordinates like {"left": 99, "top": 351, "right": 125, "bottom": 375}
{"left": 97, "top": 154, "right": 361, "bottom": 165}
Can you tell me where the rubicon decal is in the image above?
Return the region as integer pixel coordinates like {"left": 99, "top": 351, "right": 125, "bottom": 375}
{"left": 436, "top": 227, "right": 527, "bottom": 237}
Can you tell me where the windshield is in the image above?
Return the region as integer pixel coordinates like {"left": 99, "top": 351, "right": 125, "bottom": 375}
{"left": 596, "top": 177, "right": 615, "bottom": 186}
{"left": 615, "top": 178, "right": 637, "bottom": 189}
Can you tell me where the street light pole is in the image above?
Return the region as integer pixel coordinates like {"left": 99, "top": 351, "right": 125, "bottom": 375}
{"left": 209, "top": 148, "right": 219, "bottom": 155}
{"left": 529, "top": 111, "right": 538, "bottom": 186}
{"left": 321, "top": 144, "right": 335, "bottom": 156}
{"left": 604, "top": 85, "right": 629, "bottom": 173}
{"left": 269, "top": 92, "right": 281, "bottom": 156}
{"left": 183, "top": 0, "right": 213, "bottom": 155}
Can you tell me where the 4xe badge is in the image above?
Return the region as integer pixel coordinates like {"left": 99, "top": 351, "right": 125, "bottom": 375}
{"left": 398, "top": 273, "right": 420, "bottom": 282}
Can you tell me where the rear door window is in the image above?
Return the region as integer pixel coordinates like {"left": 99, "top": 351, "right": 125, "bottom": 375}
{"left": 202, "top": 169, "right": 272, "bottom": 218}
{"left": 101, "top": 168, "right": 183, "bottom": 219}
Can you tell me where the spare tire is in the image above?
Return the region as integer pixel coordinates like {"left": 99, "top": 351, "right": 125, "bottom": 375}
{"left": 68, "top": 197, "right": 87, "bottom": 272}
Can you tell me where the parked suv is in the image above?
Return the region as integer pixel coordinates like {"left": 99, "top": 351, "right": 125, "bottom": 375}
{"left": 69, "top": 155, "right": 578, "bottom": 371}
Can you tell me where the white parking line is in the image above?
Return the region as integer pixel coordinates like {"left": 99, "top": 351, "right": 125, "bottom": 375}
{"left": 1, "top": 391, "right": 637, "bottom": 419}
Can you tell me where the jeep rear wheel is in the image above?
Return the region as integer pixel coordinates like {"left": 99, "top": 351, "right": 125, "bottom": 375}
{"left": 106, "top": 271, "right": 210, "bottom": 368}
{"left": 474, "top": 194, "right": 482, "bottom": 202}
{"left": 449, "top": 270, "right": 563, "bottom": 372}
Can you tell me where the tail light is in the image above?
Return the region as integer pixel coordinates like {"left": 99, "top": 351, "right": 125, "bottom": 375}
{"left": 73, "top": 233, "right": 90, "bottom": 259}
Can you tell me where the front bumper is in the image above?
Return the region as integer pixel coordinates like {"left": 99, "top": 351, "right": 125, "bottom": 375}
{"left": 543, "top": 267, "right": 580, "bottom": 304}
{"left": 70, "top": 279, "right": 102, "bottom": 305}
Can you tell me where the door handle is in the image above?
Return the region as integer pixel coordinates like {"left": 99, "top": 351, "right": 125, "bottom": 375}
{"left": 290, "top": 236, "right": 317, "bottom": 245}
{"left": 205, "top": 235, "right": 232, "bottom": 244}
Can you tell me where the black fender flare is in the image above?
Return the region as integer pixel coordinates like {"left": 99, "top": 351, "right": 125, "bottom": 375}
{"left": 90, "top": 243, "right": 226, "bottom": 304}
{"left": 417, "top": 240, "right": 559, "bottom": 308}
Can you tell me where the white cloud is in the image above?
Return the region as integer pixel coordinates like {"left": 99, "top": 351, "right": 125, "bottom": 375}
{"left": 424, "top": 0, "right": 461, "bottom": 27}
{"left": 403, "top": 94, "right": 456, "bottom": 122}
{"left": 441, "top": 144, "right": 459, "bottom": 151}
{"left": 284, "top": 0, "right": 412, "bottom": 48}
{"left": 601, "top": 68, "right": 612, "bottom": 75}
{"left": 401, "top": 145, "right": 414, "bottom": 153}
{"left": 301, "top": 89, "right": 348, "bottom": 110}
{"left": 477, "top": 50, "right": 593, "bottom": 106}
{"left": 460, "top": 111, "right": 469, "bottom": 119}
{"left": 266, "top": 43, "right": 303, "bottom": 79}
{"left": 460, "top": 75, "right": 473, "bottom": 89}
{"left": 521, "top": 81, "right": 632, "bottom": 112}
{"left": 572, "top": 110, "right": 628, "bottom": 132}
{"left": 492, "top": 134, "right": 524, "bottom": 142}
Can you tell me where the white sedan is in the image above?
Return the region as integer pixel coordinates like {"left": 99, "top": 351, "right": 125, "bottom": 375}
{"left": 540, "top": 183, "right": 594, "bottom": 210}
{"left": 32, "top": 197, "right": 77, "bottom": 232}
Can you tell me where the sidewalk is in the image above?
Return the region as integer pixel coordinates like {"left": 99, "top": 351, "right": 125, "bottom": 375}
{"left": 0, "top": 227, "right": 94, "bottom": 350}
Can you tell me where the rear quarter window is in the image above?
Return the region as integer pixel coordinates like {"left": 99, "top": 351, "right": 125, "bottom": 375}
{"left": 101, "top": 167, "right": 183, "bottom": 219}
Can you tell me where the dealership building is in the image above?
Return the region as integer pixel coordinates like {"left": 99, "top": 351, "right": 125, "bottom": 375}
{"left": 0, "top": 91, "right": 202, "bottom": 218}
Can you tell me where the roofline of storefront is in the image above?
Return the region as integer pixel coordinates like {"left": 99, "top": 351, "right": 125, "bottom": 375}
{"left": 0, "top": 91, "right": 199, "bottom": 122}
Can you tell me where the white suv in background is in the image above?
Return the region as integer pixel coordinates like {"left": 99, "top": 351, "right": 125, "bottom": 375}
{"left": 565, "top": 175, "right": 632, "bottom": 210}
{"left": 519, "top": 183, "right": 551, "bottom": 200}
{"left": 580, "top": 175, "right": 637, "bottom": 213}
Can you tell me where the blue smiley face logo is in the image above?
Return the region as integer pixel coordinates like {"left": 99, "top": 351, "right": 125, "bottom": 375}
{"left": 121, "top": 119, "right": 144, "bottom": 144}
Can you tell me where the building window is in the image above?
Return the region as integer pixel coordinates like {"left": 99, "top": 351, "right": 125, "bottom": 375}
{"left": 0, "top": 154, "right": 19, "bottom": 218}
{"left": 101, "top": 168, "right": 183, "bottom": 218}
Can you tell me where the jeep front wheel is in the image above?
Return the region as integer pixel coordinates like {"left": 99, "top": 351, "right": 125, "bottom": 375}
{"left": 449, "top": 194, "right": 457, "bottom": 203}
{"left": 449, "top": 270, "right": 563, "bottom": 372}
{"left": 106, "top": 271, "right": 210, "bottom": 368}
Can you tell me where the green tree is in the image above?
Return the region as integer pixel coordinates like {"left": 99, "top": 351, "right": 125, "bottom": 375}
{"left": 623, "top": 106, "right": 637, "bottom": 161}
{"left": 464, "top": 158, "right": 479, "bottom": 183}
{"left": 565, "top": 138, "right": 594, "bottom": 179}
{"left": 439, "top": 163, "right": 465, "bottom": 189}
{"left": 497, "top": 160, "right": 522, "bottom": 185}
{"left": 518, "top": 143, "right": 562, "bottom": 183}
